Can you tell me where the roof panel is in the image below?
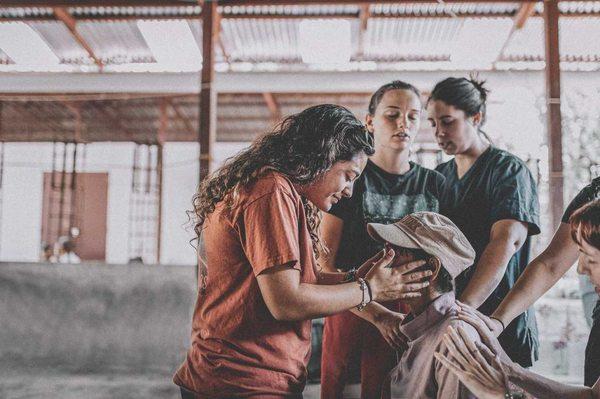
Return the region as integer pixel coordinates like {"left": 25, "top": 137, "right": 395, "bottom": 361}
{"left": 372, "top": 2, "right": 519, "bottom": 17}
{"left": 503, "top": 17, "right": 544, "bottom": 60}
{"left": 0, "top": 7, "right": 53, "bottom": 19}
{"left": 76, "top": 20, "right": 155, "bottom": 64}
{"left": 220, "top": 4, "right": 359, "bottom": 16}
{"left": 560, "top": 17, "right": 600, "bottom": 57}
{"left": 29, "top": 21, "right": 92, "bottom": 64}
{"left": 559, "top": 1, "right": 600, "bottom": 15}
{"left": 364, "top": 18, "right": 462, "bottom": 61}
{"left": 0, "top": 4, "right": 599, "bottom": 72}
{"left": 221, "top": 18, "right": 302, "bottom": 62}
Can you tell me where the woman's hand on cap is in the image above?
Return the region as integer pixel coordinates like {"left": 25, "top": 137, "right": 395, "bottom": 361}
{"left": 365, "top": 248, "right": 431, "bottom": 302}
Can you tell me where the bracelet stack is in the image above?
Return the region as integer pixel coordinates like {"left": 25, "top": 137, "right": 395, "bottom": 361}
{"left": 356, "top": 277, "right": 372, "bottom": 311}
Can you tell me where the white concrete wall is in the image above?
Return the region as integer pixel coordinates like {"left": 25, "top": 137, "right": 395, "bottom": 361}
{"left": 0, "top": 141, "right": 250, "bottom": 264}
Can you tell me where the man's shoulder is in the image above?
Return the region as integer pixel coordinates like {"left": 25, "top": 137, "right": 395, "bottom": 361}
{"left": 437, "top": 316, "right": 482, "bottom": 348}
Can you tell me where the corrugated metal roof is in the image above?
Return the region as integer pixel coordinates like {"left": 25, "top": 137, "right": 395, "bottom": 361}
{"left": 560, "top": 1, "right": 600, "bottom": 14}
{"left": 30, "top": 21, "right": 92, "bottom": 64}
{"left": 69, "top": 6, "right": 202, "bottom": 19}
{"left": 220, "top": 18, "right": 302, "bottom": 63}
{"left": 502, "top": 16, "right": 600, "bottom": 62}
{"left": 364, "top": 18, "right": 462, "bottom": 61}
{"left": 76, "top": 21, "right": 155, "bottom": 64}
{"left": 220, "top": 4, "right": 360, "bottom": 17}
{"left": 372, "top": 2, "right": 519, "bottom": 17}
{"left": 0, "top": 3, "right": 599, "bottom": 72}
{"left": 0, "top": 7, "right": 53, "bottom": 19}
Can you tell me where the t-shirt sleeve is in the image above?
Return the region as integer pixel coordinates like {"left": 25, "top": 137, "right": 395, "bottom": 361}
{"left": 240, "top": 189, "right": 301, "bottom": 276}
{"left": 490, "top": 159, "right": 541, "bottom": 235}
{"left": 562, "top": 181, "right": 599, "bottom": 223}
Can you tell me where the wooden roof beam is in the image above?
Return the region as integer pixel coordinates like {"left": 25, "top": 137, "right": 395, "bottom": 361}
{"left": 53, "top": 7, "right": 103, "bottom": 70}
{"left": 60, "top": 100, "right": 84, "bottom": 142}
{"left": 514, "top": 1, "right": 537, "bottom": 29}
{"left": 167, "top": 99, "right": 196, "bottom": 139}
{"left": 262, "top": 92, "right": 281, "bottom": 122}
{"left": 214, "top": 8, "right": 231, "bottom": 65}
{"left": 356, "top": 4, "right": 370, "bottom": 59}
{"left": 493, "top": 2, "right": 537, "bottom": 66}
{"left": 90, "top": 102, "right": 137, "bottom": 140}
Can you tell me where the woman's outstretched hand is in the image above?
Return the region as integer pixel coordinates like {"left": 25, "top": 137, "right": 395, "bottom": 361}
{"left": 435, "top": 325, "right": 509, "bottom": 399}
{"left": 364, "top": 248, "right": 432, "bottom": 302}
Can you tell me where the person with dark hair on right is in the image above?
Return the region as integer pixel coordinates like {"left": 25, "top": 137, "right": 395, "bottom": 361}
{"left": 428, "top": 76, "right": 541, "bottom": 367}
{"left": 435, "top": 200, "right": 600, "bottom": 399}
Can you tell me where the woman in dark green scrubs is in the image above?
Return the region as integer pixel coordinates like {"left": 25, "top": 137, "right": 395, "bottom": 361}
{"left": 427, "top": 77, "right": 541, "bottom": 367}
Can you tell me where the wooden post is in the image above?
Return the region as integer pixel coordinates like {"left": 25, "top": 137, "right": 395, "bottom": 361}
{"left": 544, "top": 0, "right": 564, "bottom": 227}
{"left": 199, "top": 0, "right": 217, "bottom": 183}
{"left": 156, "top": 99, "right": 168, "bottom": 264}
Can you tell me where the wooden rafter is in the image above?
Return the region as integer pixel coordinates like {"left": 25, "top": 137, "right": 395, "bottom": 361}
{"left": 493, "top": 2, "right": 537, "bottom": 66}
{"left": 61, "top": 101, "right": 84, "bottom": 143}
{"left": 53, "top": 7, "right": 103, "bottom": 70}
{"left": 90, "top": 102, "right": 137, "bottom": 140}
{"left": 214, "top": 8, "right": 231, "bottom": 64}
{"left": 356, "top": 4, "right": 370, "bottom": 59}
{"left": 262, "top": 92, "right": 281, "bottom": 122}
{"left": 167, "top": 99, "right": 196, "bottom": 139}
{"left": 514, "top": 2, "right": 537, "bottom": 29}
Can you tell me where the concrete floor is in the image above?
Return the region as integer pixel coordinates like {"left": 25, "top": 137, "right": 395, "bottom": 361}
{"left": 0, "top": 372, "right": 363, "bottom": 399}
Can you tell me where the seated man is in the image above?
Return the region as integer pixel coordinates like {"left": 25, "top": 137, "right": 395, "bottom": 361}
{"left": 367, "top": 211, "right": 478, "bottom": 399}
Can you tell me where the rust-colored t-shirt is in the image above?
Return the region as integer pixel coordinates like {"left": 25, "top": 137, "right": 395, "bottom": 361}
{"left": 174, "top": 172, "right": 318, "bottom": 398}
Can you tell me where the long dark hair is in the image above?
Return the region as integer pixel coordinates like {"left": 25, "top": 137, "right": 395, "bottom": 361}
{"left": 428, "top": 75, "right": 492, "bottom": 143}
{"left": 191, "top": 104, "right": 374, "bottom": 257}
{"left": 368, "top": 80, "right": 421, "bottom": 116}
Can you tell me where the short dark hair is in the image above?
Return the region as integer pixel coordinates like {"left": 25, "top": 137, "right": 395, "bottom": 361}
{"left": 368, "top": 80, "right": 421, "bottom": 115}
{"left": 570, "top": 199, "right": 600, "bottom": 250}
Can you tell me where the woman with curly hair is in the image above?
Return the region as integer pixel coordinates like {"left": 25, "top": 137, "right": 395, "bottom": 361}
{"left": 173, "top": 104, "right": 432, "bottom": 399}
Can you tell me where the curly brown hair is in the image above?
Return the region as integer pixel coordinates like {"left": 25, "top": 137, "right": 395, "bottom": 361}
{"left": 191, "top": 104, "right": 374, "bottom": 258}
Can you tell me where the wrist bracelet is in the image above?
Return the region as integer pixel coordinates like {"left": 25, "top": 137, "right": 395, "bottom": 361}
{"left": 356, "top": 278, "right": 370, "bottom": 311}
{"left": 364, "top": 279, "right": 373, "bottom": 303}
{"left": 344, "top": 268, "right": 358, "bottom": 282}
{"left": 491, "top": 316, "right": 506, "bottom": 331}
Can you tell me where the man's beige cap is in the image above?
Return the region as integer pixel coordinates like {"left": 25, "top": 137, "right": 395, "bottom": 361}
{"left": 367, "top": 212, "right": 475, "bottom": 278}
